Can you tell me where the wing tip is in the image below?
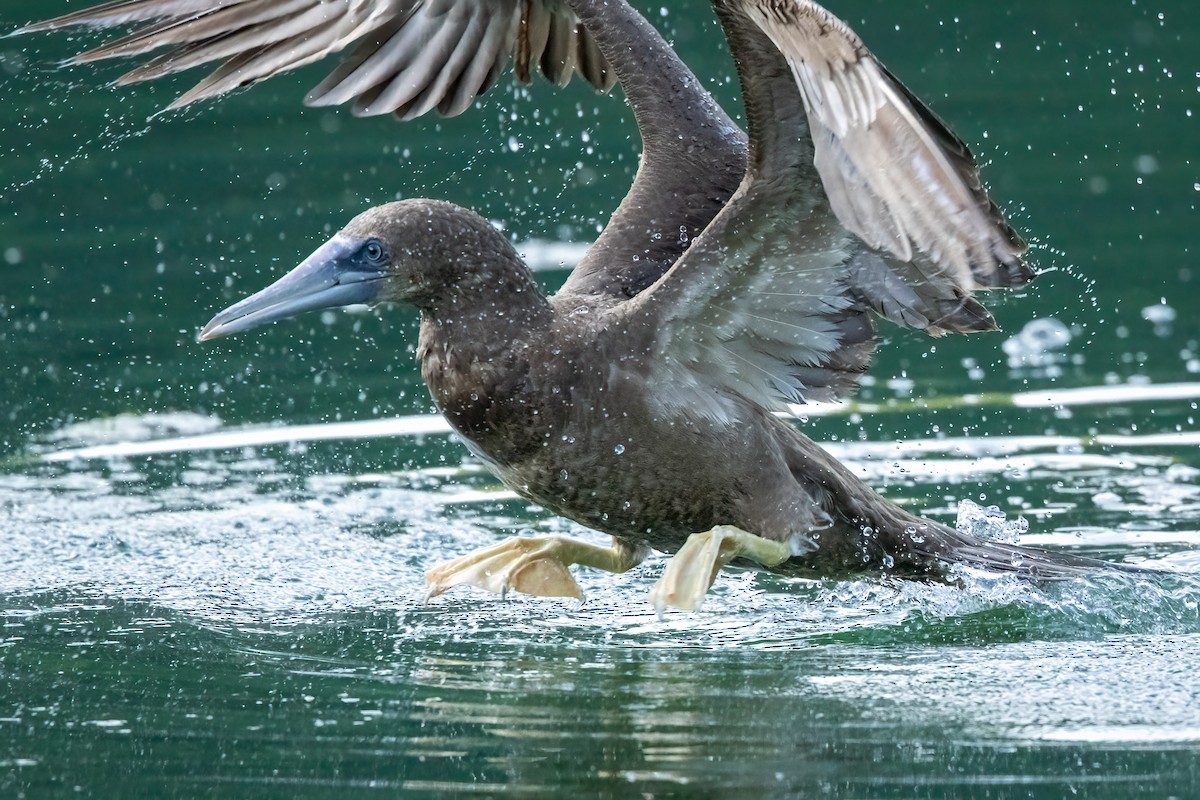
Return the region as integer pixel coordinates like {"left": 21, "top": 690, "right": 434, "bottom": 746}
{"left": 12, "top": 17, "right": 79, "bottom": 36}
{"left": 1002, "top": 256, "right": 1036, "bottom": 288}
{"left": 982, "top": 247, "right": 1035, "bottom": 290}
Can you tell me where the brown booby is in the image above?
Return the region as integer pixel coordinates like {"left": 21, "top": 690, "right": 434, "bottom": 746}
{"left": 23, "top": 0, "right": 1144, "bottom": 611}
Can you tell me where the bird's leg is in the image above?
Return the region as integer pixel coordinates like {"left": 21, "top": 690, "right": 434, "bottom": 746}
{"left": 425, "top": 536, "right": 648, "bottom": 602}
{"left": 648, "top": 525, "right": 791, "bottom": 613}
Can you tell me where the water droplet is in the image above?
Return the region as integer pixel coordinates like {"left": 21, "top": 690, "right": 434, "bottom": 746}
{"left": 613, "top": 444, "right": 625, "bottom": 455}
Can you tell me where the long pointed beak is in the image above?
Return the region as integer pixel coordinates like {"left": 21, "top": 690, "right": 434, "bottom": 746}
{"left": 199, "top": 237, "right": 385, "bottom": 341}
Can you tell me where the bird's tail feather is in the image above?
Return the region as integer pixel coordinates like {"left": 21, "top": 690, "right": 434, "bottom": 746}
{"left": 904, "top": 523, "right": 1155, "bottom": 580}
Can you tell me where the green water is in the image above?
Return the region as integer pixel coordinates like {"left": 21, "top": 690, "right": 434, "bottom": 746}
{"left": 2, "top": 0, "right": 1199, "bottom": 796}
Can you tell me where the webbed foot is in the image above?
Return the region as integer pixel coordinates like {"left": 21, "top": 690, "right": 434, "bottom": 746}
{"left": 648, "top": 525, "right": 791, "bottom": 613}
{"left": 425, "top": 536, "right": 647, "bottom": 602}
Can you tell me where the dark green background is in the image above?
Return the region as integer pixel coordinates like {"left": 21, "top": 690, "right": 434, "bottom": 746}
{"left": 2, "top": 1, "right": 1199, "bottom": 797}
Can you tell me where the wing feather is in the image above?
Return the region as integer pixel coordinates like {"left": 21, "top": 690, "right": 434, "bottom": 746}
{"left": 539, "top": 7, "right": 578, "bottom": 87}
{"left": 117, "top": 0, "right": 338, "bottom": 89}
{"left": 437, "top": 6, "right": 523, "bottom": 116}
{"left": 742, "top": 0, "right": 1030, "bottom": 288}
{"left": 18, "top": 0, "right": 234, "bottom": 32}
{"left": 618, "top": 0, "right": 1032, "bottom": 411}
{"left": 69, "top": 0, "right": 308, "bottom": 65}
{"left": 352, "top": 4, "right": 479, "bottom": 117}
{"left": 19, "top": 0, "right": 614, "bottom": 118}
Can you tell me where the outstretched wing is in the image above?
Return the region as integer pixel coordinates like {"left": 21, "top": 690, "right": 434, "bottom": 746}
{"left": 741, "top": 0, "right": 1029, "bottom": 288}
{"left": 619, "top": 0, "right": 1033, "bottom": 411}
{"left": 18, "top": 0, "right": 615, "bottom": 120}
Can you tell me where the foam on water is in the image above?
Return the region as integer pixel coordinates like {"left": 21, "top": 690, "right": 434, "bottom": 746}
{"left": 41, "top": 411, "right": 223, "bottom": 446}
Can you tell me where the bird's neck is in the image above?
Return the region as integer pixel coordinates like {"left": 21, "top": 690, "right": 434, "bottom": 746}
{"left": 415, "top": 249, "right": 552, "bottom": 442}
{"left": 416, "top": 247, "right": 551, "bottom": 353}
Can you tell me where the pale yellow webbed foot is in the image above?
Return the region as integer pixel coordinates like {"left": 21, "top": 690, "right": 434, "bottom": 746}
{"left": 648, "top": 525, "right": 792, "bottom": 613}
{"left": 425, "top": 536, "right": 647, "bottom": 602}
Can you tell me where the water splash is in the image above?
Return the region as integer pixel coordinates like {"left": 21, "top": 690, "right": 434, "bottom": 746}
{"left": 955, "top": 498, "right": 1027, "bottom": 544}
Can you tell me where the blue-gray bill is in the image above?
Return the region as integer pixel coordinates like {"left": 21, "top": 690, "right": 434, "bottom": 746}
{"left": 199, "top": 236, "right": 384, "bottom": 341}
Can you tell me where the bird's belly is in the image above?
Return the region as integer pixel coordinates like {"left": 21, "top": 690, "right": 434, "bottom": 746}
{"left": 467, "top": 421, "right": 745, "bottom": 552}
{"left": 441, "top": 369, "right": 805, "bottom": 553}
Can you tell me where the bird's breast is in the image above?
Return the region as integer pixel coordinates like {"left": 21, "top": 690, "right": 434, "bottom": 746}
{"left": 421, "top": 345, "right": 556, "bottom": 469}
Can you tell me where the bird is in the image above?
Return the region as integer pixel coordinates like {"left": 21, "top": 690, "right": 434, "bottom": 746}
{"left": 21, "top": 0, "right": 1145, "bottom": 611}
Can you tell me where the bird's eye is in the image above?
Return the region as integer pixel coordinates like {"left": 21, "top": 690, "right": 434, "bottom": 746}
{"left": 364, "top": 240, "right": 385, "bottom": 264}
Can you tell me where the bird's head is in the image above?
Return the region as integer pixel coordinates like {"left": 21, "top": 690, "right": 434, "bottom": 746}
{"left": 199, "top": 199, "right": 498, "bottom": 341}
